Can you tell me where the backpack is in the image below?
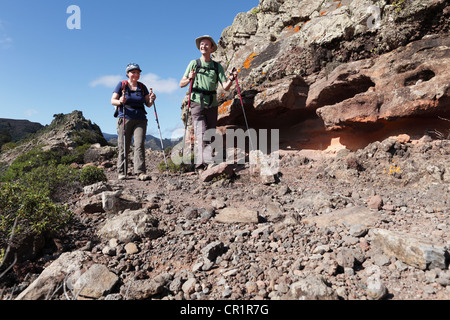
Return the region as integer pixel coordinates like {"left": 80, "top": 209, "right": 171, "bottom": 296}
{"left": 194, "top": 59, "right": 219, "bottom": 83}
{"left": 113, "top": 80, "right": 147, "bottom": 117}
{"left": 192, "top": 59, "right": 222, "bottom": 109}
{"left": 120, "top": 80, "right": 146, "bottom": 97}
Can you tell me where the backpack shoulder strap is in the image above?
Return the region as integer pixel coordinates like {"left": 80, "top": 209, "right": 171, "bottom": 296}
{"left": 195, "top": 59, "right": 202, "bottom": 73}
{"left": 137, "top": 81, "right": 147, "bottom": 95}
{"left": 122, "top": 80, "right": 147, "bottom": 94}
{"left": 213, "top": 61, "right": 220, "bottom": 84}
{"left": 195, "top": 59, "right": 220, "bottom": 84}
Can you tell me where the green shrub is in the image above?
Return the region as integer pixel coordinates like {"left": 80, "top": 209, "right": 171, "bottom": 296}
{"left": 158, "top": 146, "right": 194, "bottom": 173}
{"left": 158, "top": 158, "right": 188, "bottom": 173}
{"left": 0, "top": 145, "right": 108, "bottom": 257}
{"left": 1, "top": 142, "right": 17, "bottom": 152}
{"left": 392, "top": 0, "right": 406, "bottom": 13}
{"left": 1, "top": 148, "right": 61, "bottom": 182}
{"left": 79, "top": 165, "right": 107, "bottom": 185}
{"left": 60, "top": 144, "right": 91, "bottom": 165}
{"left": 0, "top": 182, "right": 73, "bottom": 241}
{"left": 20, "top": 164, "right": 80, "bottom": 200}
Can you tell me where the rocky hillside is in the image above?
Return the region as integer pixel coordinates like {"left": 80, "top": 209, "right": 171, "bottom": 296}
{"left": 4, "top": 132, "right": 449, "bottom": 301}
{"left": 0, "top": 111, "right": 108, "bottom": 166}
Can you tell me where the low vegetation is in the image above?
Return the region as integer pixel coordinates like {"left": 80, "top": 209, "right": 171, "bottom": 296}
{"left": 0, "top": 145, "right": 106, "bottom": 268}
{"left": 157, "top": 146, "right": 194, "bottom": 173}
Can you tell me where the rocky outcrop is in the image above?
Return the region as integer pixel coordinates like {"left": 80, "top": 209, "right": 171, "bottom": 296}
{"left": 314, "top": 36, "right": 450, "bottom": 130}
{"left": 42, "top": 111, "right": 108, "bottom": 149}
{"left": 0, "top": 110, "right": 108, "bottom": 165}
{"left": 203, "top": 0, "right": 450, "bottom": 150}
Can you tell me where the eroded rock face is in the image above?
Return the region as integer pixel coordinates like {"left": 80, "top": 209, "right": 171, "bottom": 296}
{"left": 194, "top": 0, "right": 450, "bottom": 150}
{"left": 314, "top": 36, "right": 450, "bottom": 130}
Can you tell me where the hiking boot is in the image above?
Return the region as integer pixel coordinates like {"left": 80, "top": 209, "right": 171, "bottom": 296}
{"left": 137, "top": 173, "right": 151, "bottom": 181}
{"left": 118, "top": 174, "right": 126, "bottom": 180}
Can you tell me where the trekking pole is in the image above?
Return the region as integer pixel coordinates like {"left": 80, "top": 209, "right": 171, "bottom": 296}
{"left": 122, "top": 87, "right": 127, "bottom": 178}
{"left": 150, "top": 88, "right": 168, "bottom": 169}
{"left": 233, "top": 68, "right": 255, "bottom": 151}
{"left": 182, "top": 73, "right": 194, "bottom": 159}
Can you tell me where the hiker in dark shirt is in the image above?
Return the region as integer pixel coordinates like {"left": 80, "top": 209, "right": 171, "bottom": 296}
{"left": 179, "top": 35, "right": 237, "bottom": 172}
{"left": 111, "top": 63, "right": 156, "bottom": 181}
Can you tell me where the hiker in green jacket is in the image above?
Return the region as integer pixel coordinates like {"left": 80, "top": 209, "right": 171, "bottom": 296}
{"left": 179, "top": 35, "right": 238, "bottom": 172}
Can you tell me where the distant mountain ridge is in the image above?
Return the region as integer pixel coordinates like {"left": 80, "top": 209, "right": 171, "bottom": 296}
{"left": 103, "top": 133, "right": 180, "bottom": 151}
{"left": 0, "top": 118, "right": 44, "bottom": 148}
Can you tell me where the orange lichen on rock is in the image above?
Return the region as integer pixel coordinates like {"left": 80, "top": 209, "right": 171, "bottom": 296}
{"left": 286, "top": 25, "right": 301, "bottom": 33}
{"left": 243, "top": 52, "right": 258, "bottom": 69}
{"left": 219, "top": 100, "right": 232, "bottom": 115}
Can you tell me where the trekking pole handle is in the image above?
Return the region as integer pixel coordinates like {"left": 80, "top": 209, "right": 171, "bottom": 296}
{"left": 121, "top": 87, "right": 127, "bottom": 106}
{"left": 188, "top": 67, "right": 196, "bottom": 81}
{"left": 149, "top": 88, "right": 156, "bottom": 110}
{"left": 229, "top": 67, "right": 238, "bottom": 81}
{"left": 149, "top": 88, "right": 155, "bottom": 105}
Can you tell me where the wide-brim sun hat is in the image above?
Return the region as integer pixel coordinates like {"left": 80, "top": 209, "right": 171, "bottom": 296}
{"left": 195, "top": 35, "right": 217, "bottom": 53}
{"left": 126, "top": 63, "right": 142, "bottom": 73}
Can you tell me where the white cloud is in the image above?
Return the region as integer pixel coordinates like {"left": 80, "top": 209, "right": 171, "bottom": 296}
{"left": 24, "top": 109, "right": 38, "bottom": 117}
{"left": 0, "top": 37, "right": 12, "bottom": 44}
{"left": 0, "top": 19, "right": 12, "bottom": 49}
{"left": 165, "top": 122, "right": 186, "bottom": 140}
{"left": 140, "top": 73, "right": 178, "bottom": 94}
{"left": 89, "top": 75, "right": 122, "bottom": 88}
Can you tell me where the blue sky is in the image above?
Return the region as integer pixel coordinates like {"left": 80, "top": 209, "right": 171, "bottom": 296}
{"left": 0, "top": 0, "right": 259, "bottom": 139}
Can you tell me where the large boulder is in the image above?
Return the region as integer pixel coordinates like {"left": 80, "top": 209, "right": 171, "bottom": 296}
{"left": 97, "top": 208, "right": 164, "bottom": 242}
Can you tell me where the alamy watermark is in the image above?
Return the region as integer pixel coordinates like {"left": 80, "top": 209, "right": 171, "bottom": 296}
{"left": 66, "top": 5, "right": 81, "bottom": 30}
{"left": 170, "top": 128, "right": 280, "bottom": 176}
{"left": 65, "top": 3, "right": 384, "bottom": 32}
{"left": 366, "top": 5, "right": 382, "bottom": 30}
